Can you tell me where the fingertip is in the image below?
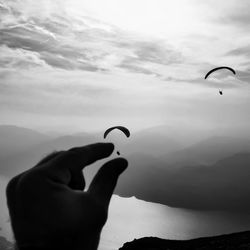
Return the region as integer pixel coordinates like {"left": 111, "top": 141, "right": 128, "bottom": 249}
{"left": 116, "top": 157, "right": 128, "bottom": 166}
{"left": 101, "top": 142, "right": 114, "bottom": 157}
{"left": 106, "top": 142, "right": 115, "bottom": 152}
{"left": 118, "top": 158, "right": 128, "bottom": 173}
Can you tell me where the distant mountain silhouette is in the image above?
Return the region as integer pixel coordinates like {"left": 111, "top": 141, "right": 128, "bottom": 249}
{"left": 162, "top": 136, "right": 250, "bottom": 167}
{"left": 123, "top": 128, "right": 183, "bottom": 156}
{"left": 116, "top": 153, "right": 167, "bottom": 202}
{"left": 117, "top": 152, "right": 250, "bottom": 211}
{"left": 0, "top": 131, "right": 98, "bottom": 177}
{"left": 0, "top": 125, "right": 49, "bottom": 158}
{"left": 1, "top": 125, "right": 250, "bottom": 211}
{"left": 160, "top": 152, "right": 250, "bottom": 211}
{"left": 0, "top": 125, "right": 184, "bottom": 176}
{"left": 119, "top": 231, "right": 250, "bottom": 250}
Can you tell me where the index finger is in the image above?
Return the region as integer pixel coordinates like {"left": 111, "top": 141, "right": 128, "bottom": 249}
{"left": 50, "top": 143, "right": 114, "bottom": 172}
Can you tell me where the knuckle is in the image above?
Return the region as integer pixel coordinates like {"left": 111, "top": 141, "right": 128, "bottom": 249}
{"left": 63, "top": 150, "right": 79, "bottom": 163}
{"left": 17, "top": 170, "right": 45, "bottom": 196}
{"left": 37, "top": 151, "right": 62, "bottom": 165}
{"left": 6, "top": 175, "right": 20, "bottom": 200}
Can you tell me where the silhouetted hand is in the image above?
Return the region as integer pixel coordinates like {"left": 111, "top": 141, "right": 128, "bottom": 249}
{"left": 6, "top": 143, "right": 128, "bottom": 250}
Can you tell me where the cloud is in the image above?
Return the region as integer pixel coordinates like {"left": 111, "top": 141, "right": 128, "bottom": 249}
{"left": 0, "top": 0, "right": 118, "bottom": 72}
{"left": 189, "top": 76, "right": 245, "bottom": 89}
{"left": 115, "top": 40, "right": 182, "bottom": 75}
{"left": 0, "top": 67, "right": 135, "bottom": 121}
{"left": 0, "top": 1, "right": 10, "bottom": 15}
{"left": 227, "top": 46, "right": 250, "bottom": 57}
{"left": 227, "top": 14, "right": 250, "bottom": 28}
{"left": 0, "top": 45, "right": 46, "bottom": 69}
{"left": 117, "top": 40, "right": 183, "bottom": 65}
{"left": 118, "top": 58, "right": 161, "bottom": 76}
{"left": 0, "top": 23, "right": 106, "bottom": 71}
{"left": 38, "top": 51, "right": 103, "bottom": 71}
{"left": 136, "top": 42, "right": 182, "bottom": 65}
{"left": 0, "top": 0, "right": 184, "bottom": 76}
{"left": 218, "top": 2, "right": 250, "bottom": 29}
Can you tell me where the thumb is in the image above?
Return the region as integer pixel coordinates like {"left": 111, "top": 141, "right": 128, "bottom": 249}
{"left": 88, "top": 158, "right": 128, "bottom": 208}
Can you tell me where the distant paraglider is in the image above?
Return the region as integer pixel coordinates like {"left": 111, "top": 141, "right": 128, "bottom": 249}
{"left": 204, "top": 66, "right": 236, "bottom": 95}
{"left": 104, "top": 126, "right": 130, "bottom": 155}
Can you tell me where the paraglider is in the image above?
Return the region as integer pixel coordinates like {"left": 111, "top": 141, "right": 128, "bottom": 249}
{"left": 204, "top": 66, "right": 236, "bottom": 95}
{"left": 103, "top": 126, "right": 130, "bottom": 155}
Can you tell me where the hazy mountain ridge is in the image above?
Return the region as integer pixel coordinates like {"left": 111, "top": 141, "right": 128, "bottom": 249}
{"left": 123, "top": 127, "right": 184, "bottom": 156}
{"left": 119, "top": 231, "right": 250, "bottom": 250}
{"left": 0, "top": 125, "right": 184, "bottom": 177}
{"left": 117, "top": 152, "right": 250, "bottom": 211}
{"left": 0, "top": 128, "right": 99, "bottom": 177}
{"left": 1, "top": 125, "right": 250, "bottom": 211}
{"left": 161, "top": 136, "right": 250, "bottom": 167}
{"left": 0, "top": 125, "right": 50, "bottom": 158}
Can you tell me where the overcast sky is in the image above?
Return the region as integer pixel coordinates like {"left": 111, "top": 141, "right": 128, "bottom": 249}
{"left": 1, "top": 0, "right": 250, "bottom": 134}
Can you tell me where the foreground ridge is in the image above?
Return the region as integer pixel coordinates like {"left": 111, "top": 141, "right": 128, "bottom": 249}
{"left": 119, "top": 231, "right": 250, "bottom": 250}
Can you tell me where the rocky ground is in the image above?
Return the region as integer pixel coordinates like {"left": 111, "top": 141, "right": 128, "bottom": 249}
{"left": 119, "top": 231, "right": 250, "bottom": 250}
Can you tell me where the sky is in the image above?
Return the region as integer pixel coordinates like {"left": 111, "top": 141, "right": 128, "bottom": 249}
{"left": 1, "top": 0, "right": 250, "bottom": 134}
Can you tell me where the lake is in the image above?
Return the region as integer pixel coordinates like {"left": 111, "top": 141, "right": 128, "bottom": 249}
{"left": 100, "top": 195, "right": 250, "bottom": 250}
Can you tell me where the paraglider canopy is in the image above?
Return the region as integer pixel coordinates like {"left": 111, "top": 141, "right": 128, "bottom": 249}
{"left": 204, "top": 66, "right": 236, "bottom": 79}
{"left": 103, "top": 126, "right": 130, "bottom": 139}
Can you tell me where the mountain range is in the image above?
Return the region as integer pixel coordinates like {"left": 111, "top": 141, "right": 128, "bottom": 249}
{"left": 0, "top": 125, "right": 250, "bottom": 212}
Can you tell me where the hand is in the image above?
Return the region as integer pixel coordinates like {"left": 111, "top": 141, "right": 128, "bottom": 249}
{"left": 6, "top": 143, "right": 128, "bottom": 250}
